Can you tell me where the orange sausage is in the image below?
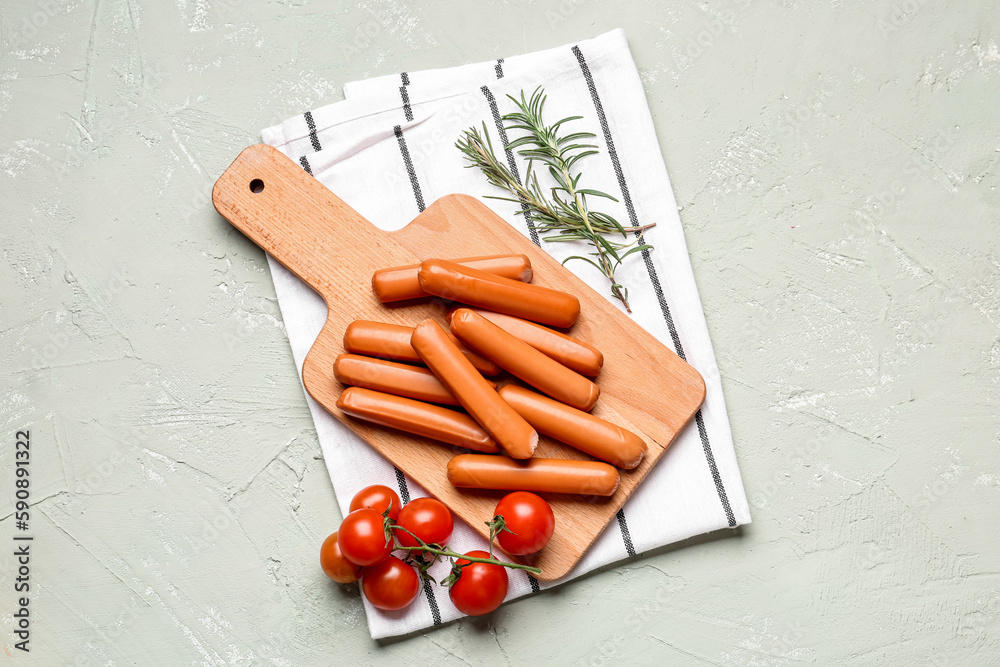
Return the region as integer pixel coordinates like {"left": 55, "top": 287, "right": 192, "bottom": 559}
{"left": 450, "top": 309, "right": 600, "bottom": 412}
{"left": 447, "top": 308, "right": 603, "bottom": 377}
{"left": 336, "top": 387, "right": 499, "bottom": 453}
{"left": 410, "top": 320, "right": 538, "bottom": 459}
{"left": 334, "top": 354, "right": 497, "bottom": 405}
{"left": 372, "top": 255, "right": 533, "bottom": 303}
{"left": 447, "top": 454, "right": 620, "bottom": 496}
{"left": 343, "top": 320, "right": 500, "bottom": 376}
{"left": 417, "top": 258, "right": 581, "bottom": 328}
{"left": 499, "top": 385, "right": 646, "bottom": 469}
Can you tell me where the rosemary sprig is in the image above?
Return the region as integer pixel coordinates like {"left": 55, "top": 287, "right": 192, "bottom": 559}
{"left": 456, "top": 87, "right": 654, "bottom": 311}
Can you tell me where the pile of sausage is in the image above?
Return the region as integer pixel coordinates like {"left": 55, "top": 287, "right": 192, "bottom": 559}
{"left": 333, "top": 255, "right": 647, "bottom": 498}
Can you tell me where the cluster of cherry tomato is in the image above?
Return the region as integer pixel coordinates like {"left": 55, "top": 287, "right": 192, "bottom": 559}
{"left": 320, "top": 485, "right": 555, "bottom": 616}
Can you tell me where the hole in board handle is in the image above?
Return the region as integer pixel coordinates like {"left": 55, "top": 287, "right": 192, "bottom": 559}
{"left": 249, "top": 179, "right": 264, "bottom": 193}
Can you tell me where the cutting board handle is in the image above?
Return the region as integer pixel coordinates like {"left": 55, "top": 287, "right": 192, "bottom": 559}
{"left": 212, "top": 144, "right": 384, "bottom": 302}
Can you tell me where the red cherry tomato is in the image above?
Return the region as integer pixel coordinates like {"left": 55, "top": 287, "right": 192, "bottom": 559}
{"left": 361, "top": 556, "right": 421, "bottom": 611}
{"left": 338, "top": 508, "right": 392, "bottom": 566}
{"left": 448, "top": 550, "right": 508, "bottom": 616}
{"left": 396, "top": 497, "right": 454, "bottom": 548}
{"left": 350, "top": 484, "right": 402, "bottom": 522}
{"left": 319, "top": 531, "right": 363, "bottom": 583}
{"left": 493, "top": 492, "right": 555, "bottom": 555}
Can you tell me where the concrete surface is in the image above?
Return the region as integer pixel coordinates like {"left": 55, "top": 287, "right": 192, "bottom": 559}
{"left": 2, "top": 0, "right": 998, "bottom": 664}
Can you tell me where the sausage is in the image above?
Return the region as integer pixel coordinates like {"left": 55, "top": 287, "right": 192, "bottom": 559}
{"left": 336, "top": 387, "right": 499, "bottom": 453}
{"left": 334, "top": 354, "right": 496, "bottom": 405}
{"left": 447, "top": 454, "right": 620, "bottom": 496}
{"left": 498, "top": 385, "right": 646, "bottom": 469}
{"left": 410, "top": 319, "right": 538, "bottom": 459}
{"left": 343, "top": 320, "right": 500, "bottom": 376}
{"left": 450, "top": 309, "right": 600, "bottom": 412}
{"left": 372, "top": 255, "right": 533, "bottom": 303}
{"left": 417, "top": 258, "right": 581, "bottom": 328}
{"left": 447, "top": 307, "right": 603, "bottom": 377}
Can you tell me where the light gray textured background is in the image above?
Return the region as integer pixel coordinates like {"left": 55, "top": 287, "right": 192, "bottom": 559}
{"left": 2, "top": 0, "right": 998, "bottom": 664}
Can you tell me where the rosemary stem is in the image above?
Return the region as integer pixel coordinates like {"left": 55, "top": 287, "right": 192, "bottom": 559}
{"left": 567, "top": 168, "right": 628, "bottom": 311}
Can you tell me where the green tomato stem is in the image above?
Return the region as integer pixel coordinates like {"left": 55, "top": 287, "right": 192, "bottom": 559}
{"left": 387, "top": 522, "right": 542, "bottom": 575}
{"left": 393, "top": 543, "right": 542, "bottom": 574}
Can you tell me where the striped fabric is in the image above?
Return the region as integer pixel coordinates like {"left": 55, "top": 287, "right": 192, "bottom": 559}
{"left": 261, "top": 29, "right": 750, "bottom": 639}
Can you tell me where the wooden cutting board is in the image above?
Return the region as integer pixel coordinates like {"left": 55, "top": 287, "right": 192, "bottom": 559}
{"left": 212, "top": 144, "right": 705, "bottom": 580}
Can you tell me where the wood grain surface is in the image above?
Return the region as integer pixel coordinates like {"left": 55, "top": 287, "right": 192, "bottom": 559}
{"left": 212, "top": 144, "right": 705, "bottom": 580}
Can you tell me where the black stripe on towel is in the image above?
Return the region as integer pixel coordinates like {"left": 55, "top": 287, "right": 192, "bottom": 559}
{"left": 392, "top": 468, "right": 411, "bottom": 505}
{"left": 495, "top": 58, "right": 504, "bottom": 79}
{"left": 390, "top": 470, "right": 441, "bottom": 625}
{"left": 695, "top": 411, "right": 735, "bottom": 525}
{"left": 482, "top": 81, "right": 624, "bottom": 568}
{"left": 393, "top": 125, "right": 425, "bottom": 213}
{"left": 528, "top": 574, "right": 540, "bottom": 592}
{"left": 616, "top": 509, "right": 636, "bottom": 556}
{"left": 480, "top": 86, "right": 540, "bottom": 246}
{"left": 572, "top": 45, "right": 737, "bottom": 528}
{"left": 298, "top": 155, "right": 313, "bottom": 176}
{"left": 399, "top": 72, "right": 414, "bottom": 122}
{"left": 422, "top": 578, "right": 442, "bottom": 625}
{"left": 303, "top": 111, "right": 321, "bottom": 152}
{"left": 390, "top": 119, "right": 441, "bottom": 624}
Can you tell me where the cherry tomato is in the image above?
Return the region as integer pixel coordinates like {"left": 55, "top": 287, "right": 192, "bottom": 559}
{"left": 350, "top": 484, "right": 402, "bottom": 522}
{"left": 448, "top": 550, "right": 508, "bottom": 616}
{"left": 361, "top": 556, "right": 421, "bottom": 611}
{"left": 319, "top": 531, "right": 363, "bottom": 583}
{"left": 493, "top": 491, "right": 555, "bottom": 556}
{"left": 338, "top": 508, "right": 392, "bottom": 566}
{"left": 396, "top": 497, "right": 454, "bottom": 548}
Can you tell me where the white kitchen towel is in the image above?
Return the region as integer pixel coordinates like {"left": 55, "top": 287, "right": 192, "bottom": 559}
{"left": 260, "top": 28, "right": 750, "bottom": 639}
